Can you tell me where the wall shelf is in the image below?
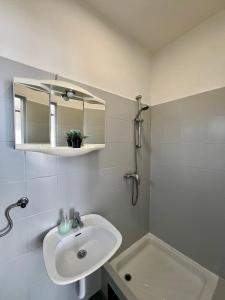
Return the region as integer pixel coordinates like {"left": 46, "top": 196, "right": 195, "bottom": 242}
{"left": 16, "top": 144, "right": 105, "bottom": 156}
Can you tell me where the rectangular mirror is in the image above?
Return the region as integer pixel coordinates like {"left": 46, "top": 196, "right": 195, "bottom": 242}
{"left": 13, "top": 78, "right": 106, "bottom": 155}
{"left": 14, "top": 79, "right": 50, "bottom": 145}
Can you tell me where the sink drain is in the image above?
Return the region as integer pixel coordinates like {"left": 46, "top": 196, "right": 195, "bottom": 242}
{"left": 77, "top": 249, "right": 87, "bottom": 259}
{"left": 124, "top": 273, "right": 132, "bottom": 281}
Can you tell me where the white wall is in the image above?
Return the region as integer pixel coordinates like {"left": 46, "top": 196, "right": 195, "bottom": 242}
{"left": 151, "top": 9, "right": 225, "bottom": 106}
{"left": 0, "top": 0, "right": 152, "bottom": 104}
{"left": 1, "top": 1, "right": 225, "bottom": 107}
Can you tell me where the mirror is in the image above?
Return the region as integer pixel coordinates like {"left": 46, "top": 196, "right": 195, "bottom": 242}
{"left": 84, "top": 99, "right": 105, "bottom": 144}
{"left": 13, "top": 78, "right": 106, "bottom": 152}
{"left": 14, "top": 80, "right": 50, "bottom": 145}
{"left": 50, "top": 93, "right": 83, "bottom": 147}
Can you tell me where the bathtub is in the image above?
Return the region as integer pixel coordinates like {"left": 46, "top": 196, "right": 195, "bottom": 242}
{"left": 105, "top": 233, "right": 218, "bottom": 300}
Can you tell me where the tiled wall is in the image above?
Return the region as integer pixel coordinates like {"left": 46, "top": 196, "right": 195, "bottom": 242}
{"left": 150, "top": 88, "right": 225, "bottom": 278}
{"left": 0, "top": 57, "right": 150, "bottom": 300}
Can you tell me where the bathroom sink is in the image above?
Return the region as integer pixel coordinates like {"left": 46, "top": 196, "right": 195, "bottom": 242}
{"left": 43, "top": 214, "right": 122, "bottom": 285}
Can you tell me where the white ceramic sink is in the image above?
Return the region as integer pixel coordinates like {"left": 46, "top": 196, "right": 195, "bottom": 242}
{"left": 43, "top": 214, "right": 122, "bottom": 285}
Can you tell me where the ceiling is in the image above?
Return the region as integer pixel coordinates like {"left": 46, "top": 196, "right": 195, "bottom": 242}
{"left": 84, "top": 0, "right": 225, "bottom": 53}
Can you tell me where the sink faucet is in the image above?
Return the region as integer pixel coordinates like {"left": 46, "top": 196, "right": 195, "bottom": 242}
{"left": 72, "top": 211, "right": 84, "bottom": 229}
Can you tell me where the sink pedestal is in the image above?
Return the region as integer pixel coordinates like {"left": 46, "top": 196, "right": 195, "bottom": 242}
{"left": 76, "top": 278, "right": 86, "bottom": 299}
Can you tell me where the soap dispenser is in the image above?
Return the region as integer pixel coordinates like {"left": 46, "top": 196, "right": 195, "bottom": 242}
{"left": 58, "top": 213, "right": 71, "bottom": 235}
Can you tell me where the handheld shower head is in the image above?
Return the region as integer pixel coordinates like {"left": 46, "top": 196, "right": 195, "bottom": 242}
{"left": 135, "top": 105, "right": 149, "bottom": 120}
{"left": 142, "top": 105, "right": 150, "bottom": 111}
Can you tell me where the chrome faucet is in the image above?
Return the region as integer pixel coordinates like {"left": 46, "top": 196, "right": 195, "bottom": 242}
{"left": 124, "top": 173, "right": 140, "bottom": 184}
{"left": 72, "top": 211, "right": 84, "bottom": 228}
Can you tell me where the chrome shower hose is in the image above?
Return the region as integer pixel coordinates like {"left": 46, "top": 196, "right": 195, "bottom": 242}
{"left": 0, "top": 197, "right": 29, "bottom": 238}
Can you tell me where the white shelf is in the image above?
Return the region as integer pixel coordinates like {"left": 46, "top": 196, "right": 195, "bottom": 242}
{"left": 16, "top": 144, "right": 105, "bottom": 156}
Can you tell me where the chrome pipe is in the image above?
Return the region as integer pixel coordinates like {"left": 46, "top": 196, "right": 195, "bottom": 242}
{"left": 0, "top": 197, "right": 29, "bottom": 238}
{"left": 136, "top": 95, "right": 142, "bottom": 148}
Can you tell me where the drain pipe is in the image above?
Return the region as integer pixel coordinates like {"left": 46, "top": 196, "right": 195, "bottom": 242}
{"left": 76, "top": 278, "right": 86, "bottom": 299}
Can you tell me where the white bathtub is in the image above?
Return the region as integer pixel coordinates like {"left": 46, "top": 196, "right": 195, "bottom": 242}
{"left": 106, "top": 233, "right": 218, "bottom": 300}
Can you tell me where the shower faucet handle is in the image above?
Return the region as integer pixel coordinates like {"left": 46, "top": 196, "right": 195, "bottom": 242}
{"left": 124, "top": 173, "right": 140, "bottom": 184}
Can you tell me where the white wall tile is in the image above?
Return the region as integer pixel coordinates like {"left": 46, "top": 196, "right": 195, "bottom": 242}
{"left": 0, "top": 142, "right": 25, "bottom": 183}
{"left": 26, "top": 151, "right": 57, "bottom": 179}
{"left": 26, "top": 176, "right": 62, "bottom": 216}
{"left": 0, "top": 98, "right": 14, "bottom": 142}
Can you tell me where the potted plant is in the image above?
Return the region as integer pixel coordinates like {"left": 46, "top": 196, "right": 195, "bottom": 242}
{"left": 65, "top": 130, "right": 73, "bottom": 147}
{"left": 65, "top": 129, "right": 87, "bottom": 148}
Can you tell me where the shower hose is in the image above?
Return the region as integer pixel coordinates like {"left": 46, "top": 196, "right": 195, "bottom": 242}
{"left": 131, "top": 177, "right": 139, "bottom": 206}
{"left": 0, "top": 197, "right": 29, "bottom": 238}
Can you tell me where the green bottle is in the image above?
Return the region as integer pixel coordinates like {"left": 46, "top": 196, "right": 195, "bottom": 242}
{"left": 58, "top": 213, "right": 71, "bottom": 235}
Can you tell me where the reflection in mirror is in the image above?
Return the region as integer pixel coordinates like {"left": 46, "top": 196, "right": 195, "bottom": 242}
{"left": 50, "top": 93, "right": 83, "bottom": 147}
{"left": 14, "top": 81, "right": 50, "bottom": 145}
{"left": 84, "top": 99, "right": 105, "bottom": 144}
{"left": 14, "top": 79, "right": 106, "bottom": 153}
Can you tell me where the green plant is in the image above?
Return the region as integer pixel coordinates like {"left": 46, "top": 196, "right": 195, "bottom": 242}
{"left": 65, "top": 130, "right": 72, "bottom": 139}
{"left": 65, "top": 129, "right": 87, "bottom": 140}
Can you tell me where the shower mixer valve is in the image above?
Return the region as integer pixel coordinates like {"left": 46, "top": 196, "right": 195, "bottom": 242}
{"left": 124, "top": 173, "right": 140, "bottom": 184}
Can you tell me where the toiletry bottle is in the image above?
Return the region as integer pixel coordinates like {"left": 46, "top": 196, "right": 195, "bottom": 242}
{"left": 58, "top": 213, "right": 71, "bottom": 235}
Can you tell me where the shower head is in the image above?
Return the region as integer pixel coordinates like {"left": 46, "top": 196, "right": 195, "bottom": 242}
{"left": 135, "top": 105, "right": 150, "bottom": 120}
{"left": 142, "top": 105, "right": 150, "bottom": 111}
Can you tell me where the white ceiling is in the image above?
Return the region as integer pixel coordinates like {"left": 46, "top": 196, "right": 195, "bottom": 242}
{"left": 84, "top": 0, "right": 225, "bottom": 53}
